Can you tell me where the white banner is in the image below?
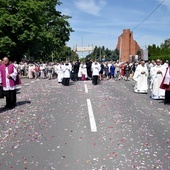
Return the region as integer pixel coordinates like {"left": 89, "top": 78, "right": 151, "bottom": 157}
{"left": 74, "top": 46, "right": 93, "bottom": 52}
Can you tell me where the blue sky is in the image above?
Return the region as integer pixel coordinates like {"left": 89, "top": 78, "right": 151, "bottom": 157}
{"left": 57, "top": 0, "right": 170, "bottom": 56}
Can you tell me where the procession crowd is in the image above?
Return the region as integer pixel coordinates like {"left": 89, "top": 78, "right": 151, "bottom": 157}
{"left": 0, "top": 57, "right": 170, "bottom": 110}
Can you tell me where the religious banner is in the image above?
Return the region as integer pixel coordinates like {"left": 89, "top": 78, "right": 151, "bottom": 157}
{"left": 74, "top": 46, "right": 94, "bottom": 52}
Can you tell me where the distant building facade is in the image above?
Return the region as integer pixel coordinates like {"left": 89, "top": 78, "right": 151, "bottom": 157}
{"left": 116, "top": 29, "right": 141, "bottom": 62}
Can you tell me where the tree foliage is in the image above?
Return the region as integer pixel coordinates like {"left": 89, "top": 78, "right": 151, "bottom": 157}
{"left": 52, "top": 46, "right": 78, "bottom": 62}
{"left": 86, "top": 46, "right": 119, "bottom": 61}
{"left": 0, "top": 0, "right": 73, "bottom": 61}
{"left": 148, "top": 38, "right": 170, "bottom": 61}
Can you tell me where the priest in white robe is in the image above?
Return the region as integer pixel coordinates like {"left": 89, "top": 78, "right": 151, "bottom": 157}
{"left": 62, "top": 61, "right": 72, "bottom": 86}
{"left": 78, "top": 62, "right": 87, "bottom": 80}
{"left": 150, "top": 59, "right": 166, "bottom": 99}
{"left": 133, "top": 60, "right": 148, "bottom": 93}
{"left": 56, "top": 62, "right": 64, "bottom": 83}
{"left": 91, "top": 61, "right": 101, "bottom": 85}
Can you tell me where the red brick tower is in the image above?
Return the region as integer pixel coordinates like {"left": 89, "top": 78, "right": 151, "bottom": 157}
{"left": 116, "top": 29, "right": 140, "bottom": 62}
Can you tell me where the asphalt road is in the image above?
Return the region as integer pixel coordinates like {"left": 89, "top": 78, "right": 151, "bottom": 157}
{"left": 0, "top": 77, "right": 169, "bottom": 170}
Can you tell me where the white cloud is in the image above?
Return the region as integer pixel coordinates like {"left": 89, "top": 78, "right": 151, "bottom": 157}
{"left": 73, "top": 0, "right": 107, "bottom": 16}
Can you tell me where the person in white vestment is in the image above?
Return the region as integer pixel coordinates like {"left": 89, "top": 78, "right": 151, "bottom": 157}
{"left": 78, "top": 62, "right": 87, "bottom": 80}
{"left": 78, "top": 62, "right": 84, "bottom": 80}
{"left": 91, "top": 61, "right": 101, "bottom": 85}
{"left": 133, "top": 60, "right": 148, "bottom": 93}
{"left": 150, "top": 59, "right": 166, "bottom": 99}
{"left": 62, "top": 61, "right": 72, "bottom": 86}
{"left": 56, "top": 62, "right": 64, "bottom": 83}
{"left": 28, "top": 64, "right": 35, "bottom": 79}
{"left": 40, "top": 64, "right": 45, "bottom": 79}
{"left": 160, "top": 62, "right": 170, "bottom": 104}
{"left": 163, "top": 60, "right": 169, "bottom": 68}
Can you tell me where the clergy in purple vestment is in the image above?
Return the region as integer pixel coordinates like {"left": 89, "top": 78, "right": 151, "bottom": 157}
{"left": 0, "top": 57, "right": 21, "bottom": 109}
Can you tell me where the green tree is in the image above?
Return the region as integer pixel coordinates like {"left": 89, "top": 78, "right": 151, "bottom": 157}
{"left": 85, "top": 46, "right": 119, "bottom": 61}
{"left": 160, "top": 38, "right": 170, "bottom": 48}
{"left": 136, "top": 50, "right": 141, "bottom": 56}
{"left": 148, "top": 38, "right": 170, "bottom": 61}
{"left": 0, "top": 0, "right": 73, "bottom": 61}
{"left": 53, "top": 46, "right": 78, "bottom": 62}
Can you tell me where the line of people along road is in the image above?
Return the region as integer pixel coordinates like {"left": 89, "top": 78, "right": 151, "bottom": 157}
{"left": 0, "top": 56, "right": 170, "bottom": 110}
{"left": 13, "top": 58, "right": 170, "bottom": 105}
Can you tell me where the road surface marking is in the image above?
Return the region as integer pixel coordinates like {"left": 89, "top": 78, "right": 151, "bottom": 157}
{"left": 84, "top": 84, "right": 88, "bottom": 93}
{"left": 87, "top": 99, "right": 97, "bottom": 132}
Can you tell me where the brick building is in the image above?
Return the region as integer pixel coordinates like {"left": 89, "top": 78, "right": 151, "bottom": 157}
{"left": 116, "top": 29, "right": 141, "bottom": 62}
